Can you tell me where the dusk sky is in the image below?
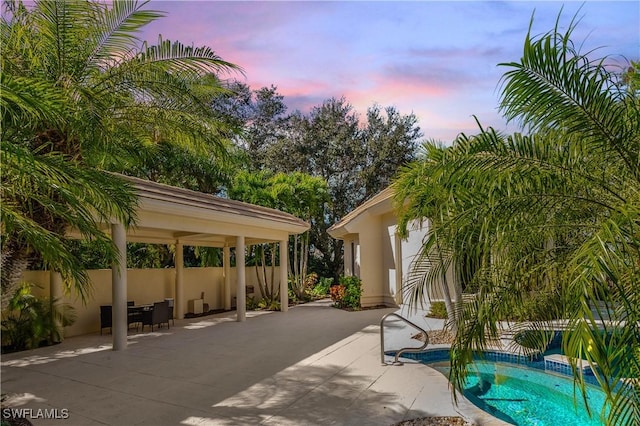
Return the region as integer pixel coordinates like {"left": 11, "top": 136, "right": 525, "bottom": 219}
{"left": 140, "top": 1, "right": 639, "bottom": 142}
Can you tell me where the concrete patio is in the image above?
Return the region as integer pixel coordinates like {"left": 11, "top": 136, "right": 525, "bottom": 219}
{"left": 1, "top": 299, "right": 504, "bottom": 425}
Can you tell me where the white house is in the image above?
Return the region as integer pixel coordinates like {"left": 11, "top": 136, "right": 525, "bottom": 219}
{"left": 328, "top": 187, "right": 455, "bottom": 308}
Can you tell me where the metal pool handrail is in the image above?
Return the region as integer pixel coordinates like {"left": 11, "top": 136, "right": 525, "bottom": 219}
{"left": 380, "top": 312, "right": 429, "bottom": 365}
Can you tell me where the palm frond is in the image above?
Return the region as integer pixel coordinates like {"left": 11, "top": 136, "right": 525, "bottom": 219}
{"left": 83, "top": 0, "right": 164, "bottom": 71}
{"left": 0, "top": 73, "right": 65, "bottom": 130}
{"left": 498, "top": 13, "right": 639, "bottom": 182}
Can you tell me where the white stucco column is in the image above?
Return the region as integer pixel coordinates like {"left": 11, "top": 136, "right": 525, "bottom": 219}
{"left": 359, "top": 217, "right": 383, "bottom": 307}
{"left": 394, "top": 232, "right": 404, "bottom": 305}
{"left": 175, "top": 241, "right": 184, "bottom": 320}
{"left": 50, "top": 271, "right": 63, "bottom": 342}
{"left": 279, "top": 239, "right": 289, "bottom": 312}
{"left": 111, "top": 222, "right": 127, "bottom": 351}
{"left": 236, "top": 236, "right": 246, "bottom": 322}
{"left": 223, "top": 245, "right": 231, "bottom": 311}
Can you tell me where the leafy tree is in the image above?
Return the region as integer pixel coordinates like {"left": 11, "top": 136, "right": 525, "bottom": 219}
{"left": 264, "top": 98, "right": 421, "bottom": 279}
{"left": 622, "top": 60, "right": 640, "bottom": 93}
{"left": 1, "top": 142, "right": 136, "bottom": 308}
{"left": 394, "top": 14, "right": 639, "bottom": 425}
{"left": 112, "top": 140, "right": 242, "bottom": 195}
{"left": 282, "top": 99, "right": 364, "bottom": 279}
{"left": 209, "top": 87, "right": 422, "bottom": 279}
{"left": 229, "top": 170, "right": 328, "bottom": 303}
{"left": 209, "top": 79, "right": 254, "bottom": 133}
{"left": 361, "top": 104, "right": 421, "bottom": 198}
{"left": 245, "top": 86, "right": 290, "bottom": 169}
{"left": 209, "top": 81, "right": 290, "bottom": 170}
{"left": 1, "top": 0, "right": 239, "bottom": 307}
{"left": 227, "top": 171, "right": 281, "bottom": 304}
{"left": 269, "top": 172, "right": 330, "bottom": 299}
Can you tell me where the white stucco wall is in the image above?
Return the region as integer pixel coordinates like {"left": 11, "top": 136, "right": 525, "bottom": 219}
{"left": 384, "top": 218, "right": 430, "bottom": 305}
{"left": 401, "top": 219, "right": 428, "bottom": 283}
{"left": 337, "top": 212, "right": 457, "bottom": 308}
{"left": 383, "top": 213, "right": 399, "bottom": 301}
{"left": 400, "top": 219, "right": 457, "bottom": 301}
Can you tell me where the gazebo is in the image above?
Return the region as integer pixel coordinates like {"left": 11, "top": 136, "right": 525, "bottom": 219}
{"left": 67, "top": 175, "right": 309, "bottom": 350}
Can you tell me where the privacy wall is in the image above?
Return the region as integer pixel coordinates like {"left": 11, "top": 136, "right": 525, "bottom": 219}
{"left": 23, "top": 266, "right": 274, "bottom": 337}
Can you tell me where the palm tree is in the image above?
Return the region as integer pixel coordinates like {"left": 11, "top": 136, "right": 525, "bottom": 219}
{"left": 392, "top": 142, "right": 465, "bottom": 334}
{"left": 1, "top": 0, "right": 241, "bottom": 306}
{"left": 228, "top": 170, "right": 329, "bottom": 304}
{"left": 394, "top": 14, "right": 639, "bottom": 425}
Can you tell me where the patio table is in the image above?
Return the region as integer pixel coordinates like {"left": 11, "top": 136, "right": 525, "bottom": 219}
{"left": 127, "top": 305, "right": 151, "bottom": 330}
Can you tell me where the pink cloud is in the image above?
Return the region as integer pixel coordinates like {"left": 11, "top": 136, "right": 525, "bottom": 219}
{"left": 134, "top": 0, "right": 637, "bottom": 143}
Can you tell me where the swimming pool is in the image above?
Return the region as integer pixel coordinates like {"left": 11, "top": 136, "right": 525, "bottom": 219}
{"left": 430, "top": 360, "right": 608, "bottom": 425}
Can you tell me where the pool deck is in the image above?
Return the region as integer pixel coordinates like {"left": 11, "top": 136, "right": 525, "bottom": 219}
{"left": 1, "top": 299, "right": 507, "bottom": 425}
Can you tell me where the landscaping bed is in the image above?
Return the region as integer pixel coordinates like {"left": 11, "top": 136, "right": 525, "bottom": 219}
{"left": 392, "top": 416, "right": 472, "bottom": 426}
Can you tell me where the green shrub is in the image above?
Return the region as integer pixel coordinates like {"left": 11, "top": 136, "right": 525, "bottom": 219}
{"left": 257, "top": 298, "right": 281, "bottom": 311}
{"left": 304, "top": 272, "right": 319, "bottom": 289}
{"left": 331, "top": 276, "right": 362, "bottom": 309}
{"left": 311, "top": 277, "right": 333, "bottom": 297}
{"left": 427, "top": 301, "right": 448, "bottom": 319}
{"left": 2, "top": 283, "right": 76, "bottom": 351}
{"left": 287, "top": 288, "right": 298, "bottom": 304}
{"left": 246, "top": 296, "right": 260, "bottom": 311}
{"left": 503, "top": 290, "right": 564, "bottom": 321}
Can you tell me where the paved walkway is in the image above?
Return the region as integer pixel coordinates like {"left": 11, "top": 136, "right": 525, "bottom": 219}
{"left": 1, "top": 299, "right": 504, "bottom": 425}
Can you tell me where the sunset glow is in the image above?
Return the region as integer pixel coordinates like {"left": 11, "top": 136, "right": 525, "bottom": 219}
{"left": 140, "top": 1, "right": 639, "bottom": 142}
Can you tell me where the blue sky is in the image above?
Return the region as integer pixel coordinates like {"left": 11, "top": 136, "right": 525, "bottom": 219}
{"left": 141, "top": 1, "right": 639, "bottom": 142}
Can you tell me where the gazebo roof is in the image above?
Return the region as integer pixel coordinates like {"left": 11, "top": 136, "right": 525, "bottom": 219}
{"left": 101, "top": 174, "right": 310, "bottom": 247}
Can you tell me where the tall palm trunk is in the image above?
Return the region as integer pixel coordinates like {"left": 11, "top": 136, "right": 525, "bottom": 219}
{"left": 288, "top": 232, "right": 310, "bottom": 300}
{"left": 254, "top": 246, "right": 268, "bottom": 300}
{"left": 2, "top": 186, "right": 69, "bottom": 309}
{"left": 0, "top": 239, "right": 31, "bottom": 311}
{"left": 253, "top": 243, "right": 279, "bottom": 304}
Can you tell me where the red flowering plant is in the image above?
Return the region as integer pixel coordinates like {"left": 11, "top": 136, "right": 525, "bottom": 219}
{"left": 330, "top": 276, "right": 362, "bottom": 310}
{"left": 329, "top": 285, "right": 346, "bottom": 308}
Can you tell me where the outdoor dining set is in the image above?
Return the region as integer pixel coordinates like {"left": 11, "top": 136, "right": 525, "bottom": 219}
{"left": 100, "top": 299, "right": 174, "bottom": 334}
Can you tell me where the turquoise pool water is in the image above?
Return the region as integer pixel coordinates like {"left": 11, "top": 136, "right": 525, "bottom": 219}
{"left": 431, "top": 361, "right": 608, "bottom": 425}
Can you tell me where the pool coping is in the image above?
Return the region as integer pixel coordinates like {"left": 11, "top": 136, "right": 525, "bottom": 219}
{"left": 390, "top": 345, "right": 602, "bottom": 387}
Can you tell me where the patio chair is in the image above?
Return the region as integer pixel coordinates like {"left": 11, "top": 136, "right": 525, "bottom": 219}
{"left": 127, "top": 302, "right": 143, "bottom": 332}
{"left": 100, "top": 305, "right": 112, "bottom": 335}
{"left": 142, "top": 301, "right": 170, "bottom": 331}
{"left": 164, "top": 298, "right": 174, "bottom": 325}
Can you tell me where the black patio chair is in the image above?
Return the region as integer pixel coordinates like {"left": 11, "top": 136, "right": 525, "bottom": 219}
{"left": 142, "top": 301, "right": 170, "bottom": 331}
